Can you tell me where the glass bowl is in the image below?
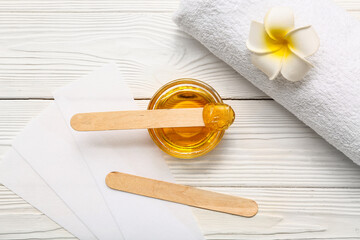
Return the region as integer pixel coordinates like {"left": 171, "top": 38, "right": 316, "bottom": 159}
{"left": 147, "top": 79, "right": 225, "bottom": 159}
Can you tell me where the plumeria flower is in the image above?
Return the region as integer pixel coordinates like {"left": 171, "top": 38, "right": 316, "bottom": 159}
{"left": 247, "top": 7, "right": 320, "bottom": 82}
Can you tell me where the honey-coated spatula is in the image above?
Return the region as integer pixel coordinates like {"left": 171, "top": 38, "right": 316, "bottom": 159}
{"left": 70, "top": 103, "right": 235, "bottom": 131}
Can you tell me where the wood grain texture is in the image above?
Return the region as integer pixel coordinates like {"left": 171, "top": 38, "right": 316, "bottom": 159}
{"left": 194, "top": 187, "right": 360, "bottom": 240}
{"left": 1, "top": 100, "right": 360, "bottom": 238}
{"left": 1, "top": 100, "right": 360, "bottom": 188}
{"left": 0, "top": 13, "right": 264, "bottom": 99}
{"left": 0, "top": 1, "right": 358, "bottom": 99}
{"left": 0, "top": 0, "right": 357, "bottom": 14}
{"left": 0, "top": 0, "right": 358, "bottom": 99}
{"left": 0, "top": 1, "right": 360, "bottom": 99}
{"left": 0, "top": 186, "right": 76, "bottom": 240}
{"left": 0, "top": 0, "right": 359, "bottom": 239}
{"left": 1, "top": 185, "right": 360, "bottom": 240}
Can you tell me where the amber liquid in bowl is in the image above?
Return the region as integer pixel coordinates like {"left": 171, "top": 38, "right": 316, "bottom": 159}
{"left": 148, "top": 79, "right": 225, "bottom": 159}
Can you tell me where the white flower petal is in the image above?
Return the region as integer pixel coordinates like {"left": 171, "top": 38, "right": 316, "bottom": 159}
{"left": 264, "top": 7, "right": 294, "bottom": 40}
{"left": 281, "top": 50, "right": 312, "bottom": 82}
{"left": 286, "top": 26, "right": 320, "bottom": 58}
{"left": 251, "top": 48, "right": 285, "bottom": 80}
{"left": 247, "top": 21, "right": 283, "bottom": 54}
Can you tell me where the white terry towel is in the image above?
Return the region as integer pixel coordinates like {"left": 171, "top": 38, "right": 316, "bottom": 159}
{"left": 173, "top": 0, "right": 360, "bottom": 165}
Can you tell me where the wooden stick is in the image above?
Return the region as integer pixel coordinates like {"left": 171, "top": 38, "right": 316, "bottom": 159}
{"left": 105, "top": 172, "right": 258, "bottom": 217}
{"left": 71, "top": 108, "right": 204, "bottom": 131}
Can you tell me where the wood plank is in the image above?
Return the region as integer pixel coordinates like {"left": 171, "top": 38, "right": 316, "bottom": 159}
{"left": 1, "top": 100, "right": 360, "bottom": 188}
{"left": 0, "top": 187, "right": 76, "bottom": 240}
{"left": 0, "top": 13, "right": 264, "bottom": 99}
{"left": 0, "top": 100, "right": 50, "bottom": 145}
{"left": 333, "top": 0, "right": 360, "bottom": 11}
{"left": 1, "top": 185, "right": 359, "bottom": 239}
{"left": 0, "top": 0, "right": 356, "bottom": 14}
{"left": 195, "top": 187, "right": 360, "bottom": 240}
{"left": 0, "top": 0, "right": 178, "bottom": 13}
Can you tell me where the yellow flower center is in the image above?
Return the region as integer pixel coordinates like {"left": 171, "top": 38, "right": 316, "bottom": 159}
{"left": 264, "top": 34, "right": 292, "bottom": 59}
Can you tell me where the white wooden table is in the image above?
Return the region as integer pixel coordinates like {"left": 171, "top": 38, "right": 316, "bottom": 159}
{"left": 0, "top": 1, "right": 360, "bottom": 239}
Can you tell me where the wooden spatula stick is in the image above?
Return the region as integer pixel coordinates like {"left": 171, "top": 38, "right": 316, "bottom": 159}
{"left": 106, "top": 172, "right": 258, "bottom": 217}
{"left": 71, "top": 103, "right": 235, "bottom": 131}
{"left": 71, "top": 108, "right": 204, "bottom": 131}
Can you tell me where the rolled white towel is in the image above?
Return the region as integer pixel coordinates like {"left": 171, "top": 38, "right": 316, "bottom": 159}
{"left": 173, "top": 0, "right": 360, "bottom": 165}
